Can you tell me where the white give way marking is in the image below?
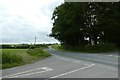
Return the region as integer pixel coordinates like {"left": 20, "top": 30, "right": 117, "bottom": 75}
{"left": 2, "top": 67, "right": 53, "bottom": 78}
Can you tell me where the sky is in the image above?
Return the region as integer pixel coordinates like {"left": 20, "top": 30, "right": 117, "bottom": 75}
{"left": 0, "top": 0, "right": 64, "bottom": 44}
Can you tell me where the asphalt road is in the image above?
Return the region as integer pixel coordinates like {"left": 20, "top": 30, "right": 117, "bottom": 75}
{"left": 1, "top": 48, "right": 119, "bottom": 79}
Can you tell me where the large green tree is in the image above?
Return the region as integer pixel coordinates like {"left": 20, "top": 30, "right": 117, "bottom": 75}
{"left": 50, "top": 3, "right": 88, "bottom": 46}
{"left": 50, "top": 2, "right": 120, "bottom": 47}
{"left": 100, "top": 2, "right": 120, "bottom": 47}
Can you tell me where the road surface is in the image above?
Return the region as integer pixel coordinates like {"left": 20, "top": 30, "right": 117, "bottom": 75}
{"left": 1, "top": 48, "right": 119, "bottom": 80}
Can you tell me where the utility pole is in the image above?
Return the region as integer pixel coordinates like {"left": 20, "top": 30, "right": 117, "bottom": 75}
{"left": 34, "top": 36, "right": 37, "bottom": 45}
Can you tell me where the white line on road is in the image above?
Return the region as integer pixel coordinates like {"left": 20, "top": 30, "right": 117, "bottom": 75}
{"left": 8, "top": 70, "right": 51, "bottom": 78}
{"left": 108, "top": 55, "right": 113, "bottom": 56}
{"left": 2, "top": 67, "right": 53, "bottom": 78}
{"left": 108, "top": 55, "right": 119, "bottom": 57}
{"left": 55, "top": 55, "right": 82, "bottom": 63}
{"left": 50, "top": 64, "right": 95, "bottom": 78}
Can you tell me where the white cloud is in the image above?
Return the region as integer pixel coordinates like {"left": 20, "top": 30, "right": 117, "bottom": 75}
{"left": 0, "top": 0, "right": 64, "bottom": 44}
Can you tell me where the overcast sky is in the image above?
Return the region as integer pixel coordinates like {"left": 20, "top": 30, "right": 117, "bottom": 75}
{"left": 0, "top": 0, "right": 64, "bottom": 44}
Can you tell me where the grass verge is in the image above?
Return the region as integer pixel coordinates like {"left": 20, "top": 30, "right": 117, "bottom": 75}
{"left": 52, "top": 43, "right": 118, "bottom": 53}
{"left": 1, "top": 48, "right": 51, "bottom": 69}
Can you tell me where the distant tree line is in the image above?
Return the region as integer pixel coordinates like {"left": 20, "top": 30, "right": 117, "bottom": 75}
{"left": 1, "top": 44, "right": 34, "bottom": 49}
{"left": 1, "top": 44, "right": 53, "bottom": 49}
{"left": 50, "top": 2, "right": 120, "bottom": 48}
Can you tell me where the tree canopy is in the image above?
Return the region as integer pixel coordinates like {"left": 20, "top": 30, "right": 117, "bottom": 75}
{"left": 50, "top": 2, "right": 120, "bottom": 47}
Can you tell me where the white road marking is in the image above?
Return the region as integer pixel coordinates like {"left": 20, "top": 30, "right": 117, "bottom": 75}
{"left": 50, "top": 64, "right": 95, "bottom": 78}
{"left": 108, "top": 55, "right": 119, "bottom": 58}
{"left": 108, "top": 55, "right": 113, "bottom": 56}
{"left": 54, "top": 55, "right": 90, "bottom": 66}
{"left": 55, "top": 55, "right": 82, "bottom": 64}
{"left": 73, "top": 60, "right": 80, "bottom": 63}
{"left": 8, "top": 70, "right": 51, "bottom": 78}
{"left": 2, "top": 67, "right": 53, "bottom": 78}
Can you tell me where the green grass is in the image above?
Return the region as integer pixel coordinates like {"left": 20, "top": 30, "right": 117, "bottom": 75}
{"left": 1, "top": 49, "right": 34, "bottom": 69}
{"left": 27, "top": 48, "right": 51, "bottom": 57}
{"left": 51, "top": 45, "right": 62, "bottom": 51}
{"left": 0, "top": 48, "right": 51, "bottom": 69}
{"left": 0, "top": 49, "right": 1, "bottom": 69}
{"left": 52, "top": 43, "right": 118, "bottom": 53}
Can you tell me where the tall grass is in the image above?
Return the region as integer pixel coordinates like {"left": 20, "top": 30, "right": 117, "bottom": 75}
{"left": 2, "top": 52, "right": 22, "bottom": 64}
{"left": 27, "top": 48, "right": 51, "bottom": 57}
{"left": 1, "top": 48, "right": 51, "bottom": 69}
{"left": 1, "top": 49, "right": 28, "bottom": 69}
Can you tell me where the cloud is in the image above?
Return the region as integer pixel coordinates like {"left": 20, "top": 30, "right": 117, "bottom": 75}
{"left": 0, "top": 0, "right": 64, "bottom": 44}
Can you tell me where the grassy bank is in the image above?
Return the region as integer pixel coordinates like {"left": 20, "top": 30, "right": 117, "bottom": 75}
{"left": 52, "top": 43, "right": 118, "bottom": 53}
{"left": 1, "top": 48, "right": 51, "bottom": 69}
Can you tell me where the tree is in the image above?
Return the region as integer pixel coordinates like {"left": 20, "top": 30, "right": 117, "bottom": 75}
{"left": 50, "top": 2, "right": 120, "bottom": 47}
{"left": 50, "top": 3, "right": 88, "bottom": 46}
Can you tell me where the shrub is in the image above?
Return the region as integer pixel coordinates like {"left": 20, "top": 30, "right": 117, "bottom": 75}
{"left": 27, "top": 48, "right": 51, "bottom": 57}
{"left": 61, "top": 43, "right": 117, "bottom": 53}
{"left": 84, "top": 43, "right": 117, "bottom": 53}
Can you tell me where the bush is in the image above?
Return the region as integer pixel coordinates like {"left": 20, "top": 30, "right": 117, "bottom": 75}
{"left": 63, "top": 45, "right": 85, "bottom": 52}
{"left": 1, "top": 44, "right": 35, "bottom": 49}
{"left": 61, "top": 43, "right": 117, "bottom": 53}
{"left": 27, "top": 48, "right": 51, "bottom": 57}
{"left": 84, "top": 43, "right": 117, "bottom": 53}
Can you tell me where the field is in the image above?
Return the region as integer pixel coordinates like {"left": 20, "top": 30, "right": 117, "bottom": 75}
{"left": 0, "top": 48, "right": 51, "bottom": 69}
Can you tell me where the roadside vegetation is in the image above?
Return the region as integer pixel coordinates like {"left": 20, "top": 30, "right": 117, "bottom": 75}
{"left": 52, "top": 43, "right": 118, "bottom": 53}
{"left": 0, "top": 44, "right": 51, "bottom": 69}
{"left": 27, "top": 48, "right": 51, "bottom": 57}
